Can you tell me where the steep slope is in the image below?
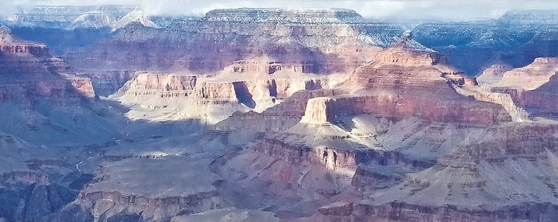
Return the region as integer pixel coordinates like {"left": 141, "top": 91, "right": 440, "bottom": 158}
{"left": 0, "top": 25, "right": 94, "bottom": 100}
{"left": 343, "top": 123, "right": 558, "bottom": 222}
{"left": 477, "top": 57, "right": 558, "bottom": 117}
{"left": 0, "top": 26, "right": 129, "bottom": 222}
{"left": 205, "top": 32, "right": 529, "bottom": 221}
{"left": 111, "top": 58, "right": 351, "bottom": 123}
{"left": 6, "top": 6, "right": 558, "bottom": 222}
{"left": 412, "top": 11, "right": 558, "bottom": 76}
{"left": 62, "top": 8, "right": 404, "bottom": 96}
{"left": 310, "top": 31, "right": 511, "bottom": 125}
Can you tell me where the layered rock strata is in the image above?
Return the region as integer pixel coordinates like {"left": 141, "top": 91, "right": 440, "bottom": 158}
{"left": 492, "top": 57, "right": 558, "bottom": 90}
{"left": 63, "top": 8, "right": 402, "bottom": 95}
{"left": 77, "top": 156, "right": 226, "bottom": 221}
{"left": 330, "top": 123, "right": 558, "bottom": 222}
{"left": 114, "top": 57, "right": 350, "bottom": 123}
{"left": 0, "top": 25, "right": 95, "bottom": 100}
{"left": 299, "top": 33, "right": 512, "bottom": 125}
{"left": 477, "top": 57, "right": 558, "bottom": 116}
{"left": 212, "top": 32, "right": 542, "bottom": 221}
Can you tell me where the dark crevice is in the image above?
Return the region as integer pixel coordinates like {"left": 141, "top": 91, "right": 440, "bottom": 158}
{"left": 233, "top": 82, "right": 256, "bottom": 109}
{"left": 269, "top": 80, "right": 278, "bottom": 97}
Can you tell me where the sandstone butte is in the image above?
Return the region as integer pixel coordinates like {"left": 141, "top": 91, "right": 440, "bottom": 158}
{"left": 3, "top": 7, "right": 558, "bottom": 222}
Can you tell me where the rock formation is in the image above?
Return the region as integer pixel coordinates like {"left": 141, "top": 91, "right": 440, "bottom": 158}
{"left": 0, "top": 25, "right": 94, "bottom": 99}
{"left": 3, "top": 6, "right": 558, "bottom": 222}
{"left": 492, "top": 57, "right": 558, "bottom": 90}
{"left": 77, "top": 156, "right": 225, "bottom": 221}
{"left": 113, "top": 65, "right": 349, "bottom": 123}
{"left": 297, "top": 32, "right": 511, "bottom": 125}
{"left": 60, "top": 8, "right": 401, "bottom": 96}
{"left": 324, "top": 123, "right": 558, "bottom": 222}
{"left": 476, "top": 63, "right": 513, "bottom": 86}
{"left": 477, "top": 57, "right": 558, "bottom": 117}
{"left": 8, "top": 6, "right": 163, "bottom": 30}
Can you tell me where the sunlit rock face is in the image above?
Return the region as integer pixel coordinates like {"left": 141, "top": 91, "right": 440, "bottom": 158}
{"left": 298, "top": 33, "right": 512, "bottom": 126}
{"left": 476, "top": 57, "right": 558, "bottom": 117}
{"left": 6, "top": 6, "right": 558, "bottom": 222}
{"left": 113, "top": 67, "right": 349, "bottom": 124}
{"left": 491, "top": 58, "right": 558, "bottom": 91}
{"left": 212, "top": 32, "right": 533, "bottom": 222}
{"left": 476, "top": 63, "right": 514, "bottom": 86}
{"left": 61, "top": 8, "right": 403, "bottom": 96}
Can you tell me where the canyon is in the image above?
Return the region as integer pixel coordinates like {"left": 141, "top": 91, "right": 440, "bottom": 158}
{"left": 1, "top": 5, "right": 558, "bottom": 222}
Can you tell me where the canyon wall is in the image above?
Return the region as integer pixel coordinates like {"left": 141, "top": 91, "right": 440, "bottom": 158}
{"left": 0, "top": 25, "right": 95, "bottom": 100}
{"left": 61, "top": 8, "right": 402, "bottom": 96}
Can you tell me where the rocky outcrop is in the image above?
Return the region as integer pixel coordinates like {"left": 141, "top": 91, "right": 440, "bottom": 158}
{"left": 372, "top": 31, "right": 447, "bottom": 66}
{"left": 323, "top": 123, "right": 558, "bottom": 222}
{"left": 62, "top": 8, "right": 402, "bottom": 95}
{"left": 76, "top": 156, "right": 226, "bottom": 221}
{"left": 492, "top": 57, "right": 558, "bottom": 90}
{"left": 298, "top": 33, "right": 512, "bottom": 125}
{"left": 477, "top": 57, "right": 558, "bottom": 116}
{"left": 519, "top": 74, "right": 558, "bottom": 115}
{"left": 0, "top": 171, "right": 49, "bottom": 185}
{"left": 66, "top": 76, "right": 95, "bottom": 98}
{"left": 476, "top": 63, "right": 513, "bottom": 86}
{"left": 0, "top": 26, "right": 95, "bottom": 99}
{"left": 214, "top": 88, "right": 344, "bottom": 133}
{"left": 123, "top": 73, "right": 198, "bottom": 99}
{"left": 78, "top": 190, "right": 221, "bottom": 221}
{"left": 249, "top": 138, "right": 434, "bottom": 173}
{"left": 469, "top": 89, "right": 530, "bottom": 122}
{"left": 114, "top": 62, "right": 349, "bottom": 123}
{"left": 203, "top": 8, "right": 366, "bottom": 23}
{"left": 300, "top": 94, "right": 511, "bottom": 125}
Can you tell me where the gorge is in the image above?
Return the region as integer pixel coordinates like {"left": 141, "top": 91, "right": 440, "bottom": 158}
{"left": 2, "top": 5, "right": 558, "bottom": 222}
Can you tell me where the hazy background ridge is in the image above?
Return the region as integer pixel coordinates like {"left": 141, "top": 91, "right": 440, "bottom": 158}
{"left": 2, "top": 0, "right": 558, "bottom": 20}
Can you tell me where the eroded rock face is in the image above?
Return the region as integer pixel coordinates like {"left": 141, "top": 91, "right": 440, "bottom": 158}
{"left": 476, "top": 63, "right": 513, "bottom": 86}
{"left": 519, "top": 75, "right": 558, "bottom": 115}
{"left": 338, "top": 123, "right": 558, "bottom": 222}
{"left": 113, "top": 59, "right": 350, "bottom": 123}
{"left": 63, "top": 8, "right": 402, "bottom": 95}
{"left": 7, "top": 7, "right": 558, "bottom": 222}
{"left": 0, "top": 26, "right": 95, "bottom": 100}
{"left": 477, "top": 57, "right": 558, "bottom": 116}
{"left": 493, "top": 57, "right": 558, "bottom": 90}
{"left": 298, "top": 34, "right": 512, "bottom": 125}
{"left": 74, "top": 154, "right": 226, "bottom": 221}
